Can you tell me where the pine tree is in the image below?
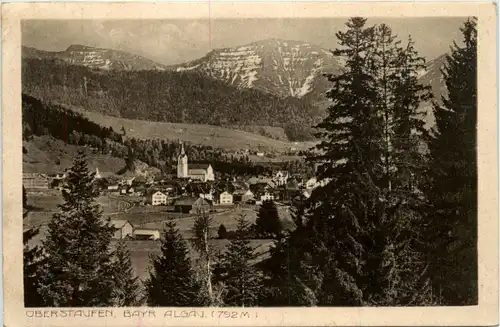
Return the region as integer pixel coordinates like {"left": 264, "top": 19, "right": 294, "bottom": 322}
{"left": 111, "top": 240, "right": 142, "bottom": 306}
{"left": 145, "top": 221, "right": 202, "bottom": 306}
{"left": 217, "top": 223, "right": 228, "bottom": 239}
{"left": 273, "top": 17, "right": 435, "bottom": 306}
{"left": 426, "top": 18, "right": 477, "bottom": 305}
{"left": 302, "top": 16, "right": 382, "bottom": 306}
{"left": 23, "top": 185, "right": 45, "bottom": 307}
{"left": 254, "top": 200, "right": 282, "bottom": 238}
{"left": 217, "top": 214, "right": 261, "bottom": 307}
{"left": 391, "top": 36, "right": 433, "bottom": 190}
{"left": 190, "top": 210, "right": 216, "bottom": 305}
{"left": 37, "top": 151, "right": 117, "bottom": 307}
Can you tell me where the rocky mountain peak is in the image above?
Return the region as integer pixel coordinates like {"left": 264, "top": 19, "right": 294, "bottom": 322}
{"left": 174, "top": 38, "right": 343, "bottom": 99}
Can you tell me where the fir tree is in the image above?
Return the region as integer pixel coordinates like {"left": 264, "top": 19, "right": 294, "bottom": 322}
{"left": 190, "top": 211, "right": 216, "bottom": 306}
{"left": 303, "top": 16, "right": 382, "bottom": 306}
{"left": 217, "top": 223, "right": 228, "bottom": 239}
{"left": 23, "top": 185, "right": 45, "bottom": 307}
{"left": 37, "top": 151, "right": 117, "bottom": 307}
{"left": 145, "top": 221, "right": 202, "bottom": 306}
{"left": 254, "top": 200, "right": 282, "bottom": 238}
{"left": 217, "top": 214, "right": 261, "bottom": 307}
{"left": 111, "top": 239, "right": 142, "bottom": 306}
{"left": 391, "top": 36, "right": 433, "bottom": 190}
{"left": 277, "top": 17, "right": 434, "bottom": 306}
{"left": 426, "top": 18, "right": 477, "bottom": 305}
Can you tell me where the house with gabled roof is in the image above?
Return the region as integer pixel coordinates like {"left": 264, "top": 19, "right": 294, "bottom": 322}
{"left": 110, "top": 220, "right": 134, "bottom": 239}
{"left": 173, "top": 197, "right": 211, "bottom": 214}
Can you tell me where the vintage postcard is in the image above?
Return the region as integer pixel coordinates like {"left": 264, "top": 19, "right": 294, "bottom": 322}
{"left": 2, "top": 2, "right": 498, "bottom": 327}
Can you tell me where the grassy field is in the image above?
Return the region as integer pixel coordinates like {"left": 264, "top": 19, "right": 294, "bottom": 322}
{"left": 71, "top": 108, "right": 317, "bottom": 152}
{"left": 25, "top": 194, "right": 282, "bottom": 281}
{"left": 24, "top": 194, "right": 125, "bottom": 228}
{"left": 125, "top": 239, "right": 273, "bottom": 281}
{"left": 23, "top": 135, "right": 161, "bottom": 175}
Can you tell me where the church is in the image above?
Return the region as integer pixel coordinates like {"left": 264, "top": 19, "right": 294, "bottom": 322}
{"left": 177, "top": 142, "right": 215, "bottom": 182}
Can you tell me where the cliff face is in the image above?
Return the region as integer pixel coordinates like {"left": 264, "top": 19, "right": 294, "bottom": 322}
{"left": 174, "top": 39, "right": 344, "bottom": 99}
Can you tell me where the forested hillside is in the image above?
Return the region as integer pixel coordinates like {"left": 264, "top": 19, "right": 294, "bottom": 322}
{"left": 22, "top": 94, "right": 304, "bottom": 176}
{"left": 22, "top": 59, "right": 317, "bottom": 140}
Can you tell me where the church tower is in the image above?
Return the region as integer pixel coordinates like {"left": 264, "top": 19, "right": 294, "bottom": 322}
{"left": 177, "top": 141, "right": 188, "bottom": 178}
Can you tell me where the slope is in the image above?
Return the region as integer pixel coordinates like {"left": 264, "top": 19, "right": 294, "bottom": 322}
{"left": 22, "top": 58, "right": 316, "bottom": 139}
{"left": 22, "top": 45, "right": 167, "bottom": 71}
{"left": 172, "top": 38, "right": 343, "bottom": 100}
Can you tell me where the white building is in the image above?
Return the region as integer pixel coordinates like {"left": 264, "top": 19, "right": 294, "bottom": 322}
{"left": 275, "top": 171, "right": 289, "bottom": 186}
{"left": 151, "top": 191, "right": 167, "bottom": 206}
{"left": 133, "top": 228, "right": 161, "bottom": 240}
{"left": 110, "top": 220, "right": 134, "bottom": 239}
{"left": 260, "top": 191, "right": 275, "bottom": 202}
{"left": 177, "top": 142, "right": 215, "bottom": 182}
{"left": 305, "top": 177, "right": 331, "bottom": 190}
{"left": 219, "top": 191, "right": 233, "bottom": 205}
{"left": 107, "top": 185, "right": 119, "bottom": 191}
{"left": 200, "top": 193, "right": 214, "bottom": 201}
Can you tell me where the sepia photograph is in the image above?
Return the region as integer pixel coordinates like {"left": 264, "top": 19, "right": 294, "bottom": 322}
{"left": 2, "top": 2, "right": 498, "bottom": 327}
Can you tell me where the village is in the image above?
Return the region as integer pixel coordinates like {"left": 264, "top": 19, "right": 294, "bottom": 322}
{"left": 23, "top": 141, "right": 327, "bottom": 279}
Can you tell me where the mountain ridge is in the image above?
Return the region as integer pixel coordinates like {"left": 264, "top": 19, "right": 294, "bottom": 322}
{"left": 22, "top": 44, "right": 167, "bottom": 71}
{"left": 171, "top": 38, "right": 344, "bottom": 100}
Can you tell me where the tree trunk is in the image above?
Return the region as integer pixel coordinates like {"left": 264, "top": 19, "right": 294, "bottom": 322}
{"left": 204, "top": 229, "right": 213, "bottom": 303}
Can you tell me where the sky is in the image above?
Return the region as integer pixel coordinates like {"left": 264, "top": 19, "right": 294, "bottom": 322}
{"left": 22, "top": 18, "right": 468, "bottom": 65}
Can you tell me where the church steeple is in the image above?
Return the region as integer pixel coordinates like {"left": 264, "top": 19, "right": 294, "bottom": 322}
{"left": 177, "top": 141, "right": 188, "bottom": 178}
{"left": 180, "top": 141, "right": 185, "bottom": 156}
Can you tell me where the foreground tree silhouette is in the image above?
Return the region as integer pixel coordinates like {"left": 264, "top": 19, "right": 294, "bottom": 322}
{"left": 217, "top": 215, "right": 261, "bottom": 306}
{"left": 426, "top": 18, "right": 477, "bottom": 305}
{"left": 23, "top": 185, "right": 45, "bottom": 307}
{"left": 38, "top": 151, "right": 117, "bottom": 306}
{"left": 254, "top": 200, "right": 282, "bottom": 238}
{"left": 217, "top": 223, "right": 228, "bottom": 239}
{"left": 268, "top": 17, "right": 435, "bottom": 306}
{"left": 146, "top": 221, "right": 202, "bottom": 306}
{"left": 190, "top": 211, "right": 219, "bottom": 305}
{"left": 111, "top": 240, "right": 142, "bottom": 306}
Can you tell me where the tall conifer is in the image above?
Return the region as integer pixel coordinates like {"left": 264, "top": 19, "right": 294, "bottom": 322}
{"left": 217, "top": 215, "right": 261, "bottom": 307}
{"left": 190, "top": 210, "right": 217, "bottom": 305}
{"left": 145, "top": 221, "right": 202, "bottom": 306}
{"left": 274, "top": 17, "right": 435, "bottom": 306}
{"left": 426, "top": 18, "right": 477, "bottom": 305}
{"left": 23, "top": 185, "right": 45, "bottom": 307}
{"left": 111, "top": 240, "right": 142, "bottom": 306}
{"left": 254, "top": 200, "right": 282, "bottom": 238}
{"left": 38, "top": 151, "right": 117, "bottom": 307}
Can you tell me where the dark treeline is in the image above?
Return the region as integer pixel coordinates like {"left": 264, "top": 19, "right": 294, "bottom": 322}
{"left": 23, "top": 17, "right": 477, "bottom": 308}
{"left": 22, "top": 93, "right": 287, "bottom": 176}
{"left": 261, "top": 17, "right": 477, "bottom": 306}
{"left": 22, "top": 58, "right": 316, "bottom": 141}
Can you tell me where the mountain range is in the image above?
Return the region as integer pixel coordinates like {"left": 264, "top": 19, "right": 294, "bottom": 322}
{"left": 171, "top": 39, "right": 344, "bottom": 100}
{"left": 22, "top": 39, "right": 449, "bottom": 141}
{"left": 22, "top": 44, "right": 168, "bottom": 71}
{"left": 22, "top": 39, "right": 447, "bottom": 101}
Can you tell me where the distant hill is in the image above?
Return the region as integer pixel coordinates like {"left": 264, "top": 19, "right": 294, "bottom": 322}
{"left": 22, "top": 43, "right": 449, "bottom": 138}
{"left": 69, "top": 107, "right": 316, "bottom": 152}
{"left": 23, "top": 135, "right": 160, "bottom": 176}
{"left": 22, "top": 44, "right": 167, "bottom": 71}
{"left": 22, "top": 58, "right": 317, "bottom": 141}
{"left": 171, "top": 38, "right": 343, "bottom": 101}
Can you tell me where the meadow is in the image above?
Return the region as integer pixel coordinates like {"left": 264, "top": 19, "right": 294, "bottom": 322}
{"left": 72, "top": 108, "right": 317, "bottom": 152}
{"left": 25, "top": 193, "right": 289, "bottom": 280}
